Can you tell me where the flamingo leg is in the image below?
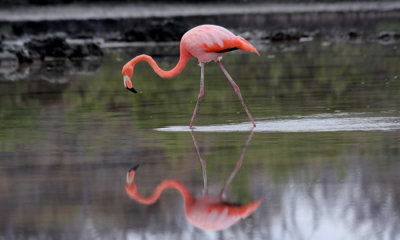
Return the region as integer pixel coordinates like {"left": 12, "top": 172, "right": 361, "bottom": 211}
{"left": 216, "top": 60, "right": 256, "bottom": 127}
{"left": 219, "top": 130, "right": 255, "bottom": 198}
{"left": 190, "top": 131, "right": 208, "bottom": 195}
{"left": 189, "top": 62, "right": 205, "bottom": 129}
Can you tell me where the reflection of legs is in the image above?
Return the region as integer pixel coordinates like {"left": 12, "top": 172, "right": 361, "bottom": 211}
{"left": 190, "top": 131, "right": 208, "bottom": 195}
{"left": 216, "top": 60, "right": 256, "bottom": 127}
{"left": 219, "top": 130, "right": 255, "bottom": 198}
{"left": 189, "top": 63, "right": 205, "bottom": 129}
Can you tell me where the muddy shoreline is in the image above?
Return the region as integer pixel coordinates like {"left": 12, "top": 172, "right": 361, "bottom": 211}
{"left": 1, "top": 2, "right": 400, "bottom": 38}
{"left": 1, "top": 2, "right": 400, "bottom": 81}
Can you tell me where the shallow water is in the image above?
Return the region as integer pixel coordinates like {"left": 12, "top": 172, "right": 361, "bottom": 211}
{"left": 1, "top": 40, "right": 400, "bottom": 240}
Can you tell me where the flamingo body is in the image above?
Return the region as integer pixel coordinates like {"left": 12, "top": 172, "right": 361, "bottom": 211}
{"left": 181, "top": 25, "right": 259, "bottom": 63}
{"left": 121, "top": 24, "right": 259, "bottom": 128}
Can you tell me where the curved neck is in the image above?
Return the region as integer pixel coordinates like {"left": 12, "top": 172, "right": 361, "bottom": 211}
{"left": 126, "top": 46, "right": 191, "bottom": 79}
{"left": 126, "top": 179, "right": 195, "bottom": 210}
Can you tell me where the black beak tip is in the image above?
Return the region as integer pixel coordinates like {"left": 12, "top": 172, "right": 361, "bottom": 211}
{"left": 129, "top": 164, "right": 140, "bottom": 172}
{"left": 126, "top": 87, "right": 137, "bottom": 94}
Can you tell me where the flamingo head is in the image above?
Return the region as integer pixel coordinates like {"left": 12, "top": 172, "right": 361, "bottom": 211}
{"left": 122, "top": 64, "right": 137, "bottom": 94}
{"left": 123, "top": 75, "right": 137, "bottom": 94}
{"left": 126, "top": 164, "right": 140, "bottom": 185}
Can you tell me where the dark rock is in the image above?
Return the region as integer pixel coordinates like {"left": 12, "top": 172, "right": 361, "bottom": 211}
{"left": 0, "top": 51, "right": 19, "bottom": 68}
{"left": 24, "top": 33, "right": 70, "bottom": 60}
{"left": 71, "top": 32, "right": 94, "bottom": 39}
{"left": 270, "top": 29, "right": 302, "bottom": 42}
{"left": 123, "top": 20, "right": 188, "bottom": 42}
{"left": 270, "top": 32, "right": 285, "bottom": 42}
{"left": 1, "top": 33, "right": 103, "bottom": 66}
{"left": 23, "top": 34, "right": 103, "bottom": 60}
{"left": 348, "top": 30, "right": 360, "bottom": 39}
{"left": 69, "top": 41, "right": 103, "bottom": 59}
{"left": 377, "top": 31, "right": 400, "bottom": 41}
{"left": 123, "top": 27, "right": 147, "bottom": 42}
{"left": 4, "top": 43, "right": 35, "bottom": 63}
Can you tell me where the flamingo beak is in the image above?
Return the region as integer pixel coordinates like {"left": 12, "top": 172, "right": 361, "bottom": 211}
{"left": 124, "top": 75, "right": 138, "bottom": 94}
{"left": 127, "top": 87, "right": 137, "bottom": 94}
{"left": 126, "top": 164, "right": 140, "bottom": 185}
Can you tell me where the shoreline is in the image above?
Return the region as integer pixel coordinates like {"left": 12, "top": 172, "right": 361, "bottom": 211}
{"left": 1, "top": 2, "right": 400, "bottom": 22}
{"left": 0, "top": 2, "right": 398, "bottom": 40}
{"left": 1, "top": 1, "right": 400, "bottom": 79}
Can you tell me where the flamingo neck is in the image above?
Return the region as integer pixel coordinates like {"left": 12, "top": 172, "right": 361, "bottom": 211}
{"left": 126, "top": 46, "right": 191, "bottom": 79}
{"left": 126, "top": 179, "right": 195, "bottom": 209}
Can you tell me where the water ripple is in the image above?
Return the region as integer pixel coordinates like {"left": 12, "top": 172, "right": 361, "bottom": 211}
{"left": 156, "top": 113, "right": 400, "bottom": 132}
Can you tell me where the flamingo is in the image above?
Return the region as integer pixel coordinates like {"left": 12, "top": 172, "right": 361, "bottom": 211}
{"left": 121, "top": 24, "right": 259, "bottom": 128}
{"left": 125, "top": 130, "right": 262, "bottom": 231}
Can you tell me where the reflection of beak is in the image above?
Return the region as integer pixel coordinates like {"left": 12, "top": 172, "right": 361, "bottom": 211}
{"left": 129, "top": 164, "right": 140, "bottom": 172}
{"left": 126, "top": 164, "right": 140, "bottom": 184}
{"left": 126, "top": 86, "right": 137, "bottom": 94}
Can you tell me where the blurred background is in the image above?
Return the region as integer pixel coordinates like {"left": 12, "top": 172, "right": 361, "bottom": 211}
{"left": 0, "top": 1, "right": 400, "bottom": 240}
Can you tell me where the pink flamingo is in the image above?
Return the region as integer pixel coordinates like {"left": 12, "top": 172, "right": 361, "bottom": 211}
{"left": 121, "top": 24, "right": 259, "bottom": 128}
{"left": 125, "top": 130, "right": 262, "bottom": 230}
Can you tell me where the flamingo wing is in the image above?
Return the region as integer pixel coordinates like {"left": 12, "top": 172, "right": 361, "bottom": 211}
{"left": 202, "top": 34, "right": 258, "bottom": 55}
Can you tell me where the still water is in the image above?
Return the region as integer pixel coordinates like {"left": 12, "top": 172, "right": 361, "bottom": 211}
{"left": 1, "top": 40, "right": 399, "bottom": 240}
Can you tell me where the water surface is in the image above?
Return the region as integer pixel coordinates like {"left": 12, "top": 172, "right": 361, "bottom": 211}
{"left": 0, "top": 40, "right": 399, "bottom": 239}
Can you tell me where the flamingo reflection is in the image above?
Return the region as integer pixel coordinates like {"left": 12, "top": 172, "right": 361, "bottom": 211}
{"left": 125, "top": 130, "right": 262, "bottom": 231}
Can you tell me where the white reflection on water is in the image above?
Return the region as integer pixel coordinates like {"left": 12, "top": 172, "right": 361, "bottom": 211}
{"left": 156, "top": 113, "right": 400, "bottom": 132}
{"left": 259, "top": 179, "right": 397, "bottom": 240}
